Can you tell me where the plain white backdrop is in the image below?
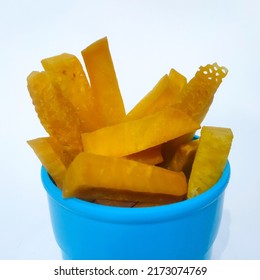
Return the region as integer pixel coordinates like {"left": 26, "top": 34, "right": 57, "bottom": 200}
{"left": 1, "top": 0, "right": 259, "bottom": 259}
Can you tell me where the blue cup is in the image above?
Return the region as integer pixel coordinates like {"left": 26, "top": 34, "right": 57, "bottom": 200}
{"left": 41, "top": 161, "right": 230, "bottom": 260}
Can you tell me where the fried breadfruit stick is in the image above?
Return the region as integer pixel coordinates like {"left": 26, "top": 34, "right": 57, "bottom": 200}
{"left": 82, "top": 107, "right": 200, "bottom": 157}
{"left": 162, "top": 63, "right": 228, "bottom": 166}
{"left": 81, "top": 37, "right": 126, "bottom": 126}
{"left": 27, "top": 71, "right": 83, "bottom": 162}
{"left": 27, "top": 137, "right": 67, "bottom": 188}
{"left": 41, "top": 53, "right": 103, "bottom": 132}
{"left": 125, "top": 70, "right": 186, "bottom": 121}
{"left": 187, "top": 126, "right": 233, "bottom": 198}
{"left": 63, "top": 152, "right": 188, "bottom": 202}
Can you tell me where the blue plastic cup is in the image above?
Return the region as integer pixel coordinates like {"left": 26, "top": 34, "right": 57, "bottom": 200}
{"left": 41, "top": 161, "right": 230, "bottom": 260}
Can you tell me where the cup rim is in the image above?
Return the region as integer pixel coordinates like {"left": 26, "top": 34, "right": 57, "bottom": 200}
{"left": 41, "top": 160, "right": 230, "bottom": 224}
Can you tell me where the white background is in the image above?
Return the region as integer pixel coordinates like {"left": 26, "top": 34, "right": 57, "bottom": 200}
{"left": 1, "top": 0, "right": 259, "bottom": 259}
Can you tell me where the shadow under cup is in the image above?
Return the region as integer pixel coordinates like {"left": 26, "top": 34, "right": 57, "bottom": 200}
{"left": 41, "top": 161, "right": 231, "bottom": 260}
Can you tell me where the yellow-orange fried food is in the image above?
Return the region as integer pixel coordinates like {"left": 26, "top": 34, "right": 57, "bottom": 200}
{"left": 177, "top": 63, "right": 228, "bottom": 124}
{"left": 27, "top": 137, "right": 67, "bottom": 188}
{"left": 27, "top": 37, "right": 232, "bottom": 204}
{"left": 41, "top": 53, "right": 103, "bottom": 132}
{"left": 187, "top": 126, "right": 233, "bottom": 198}
{"left": 63, "top": 152, "right": 187, "bottom": 202}
{"left": 125, "top": 145, "right": 163, "bottom": 165}
{"left": 168, "top": 68, "right": 187, "bottom": 96}
{"left": 82, "top": 107, "right": 200, "bottom": 157}
{"left": 161, "top": 63, "right": 228, "bottom": 166}
{"left": 125, "top": 72, "right": 183, "bottom": 121}
{"left": 81, "top": 37, "right": 126, "bottom": 126}
{"left": 27, "top": 71, "right": 83, "bottom": 162}
{"left": 168, "top": 139, "right": 199, "bottom": 179}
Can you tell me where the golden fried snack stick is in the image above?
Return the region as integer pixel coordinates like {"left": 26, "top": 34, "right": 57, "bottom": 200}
{"left": 81, "top": 37, "right": 126, "bottom": 126}
{"left": 63, "top": 152, "right": 188, "bottom": 201}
